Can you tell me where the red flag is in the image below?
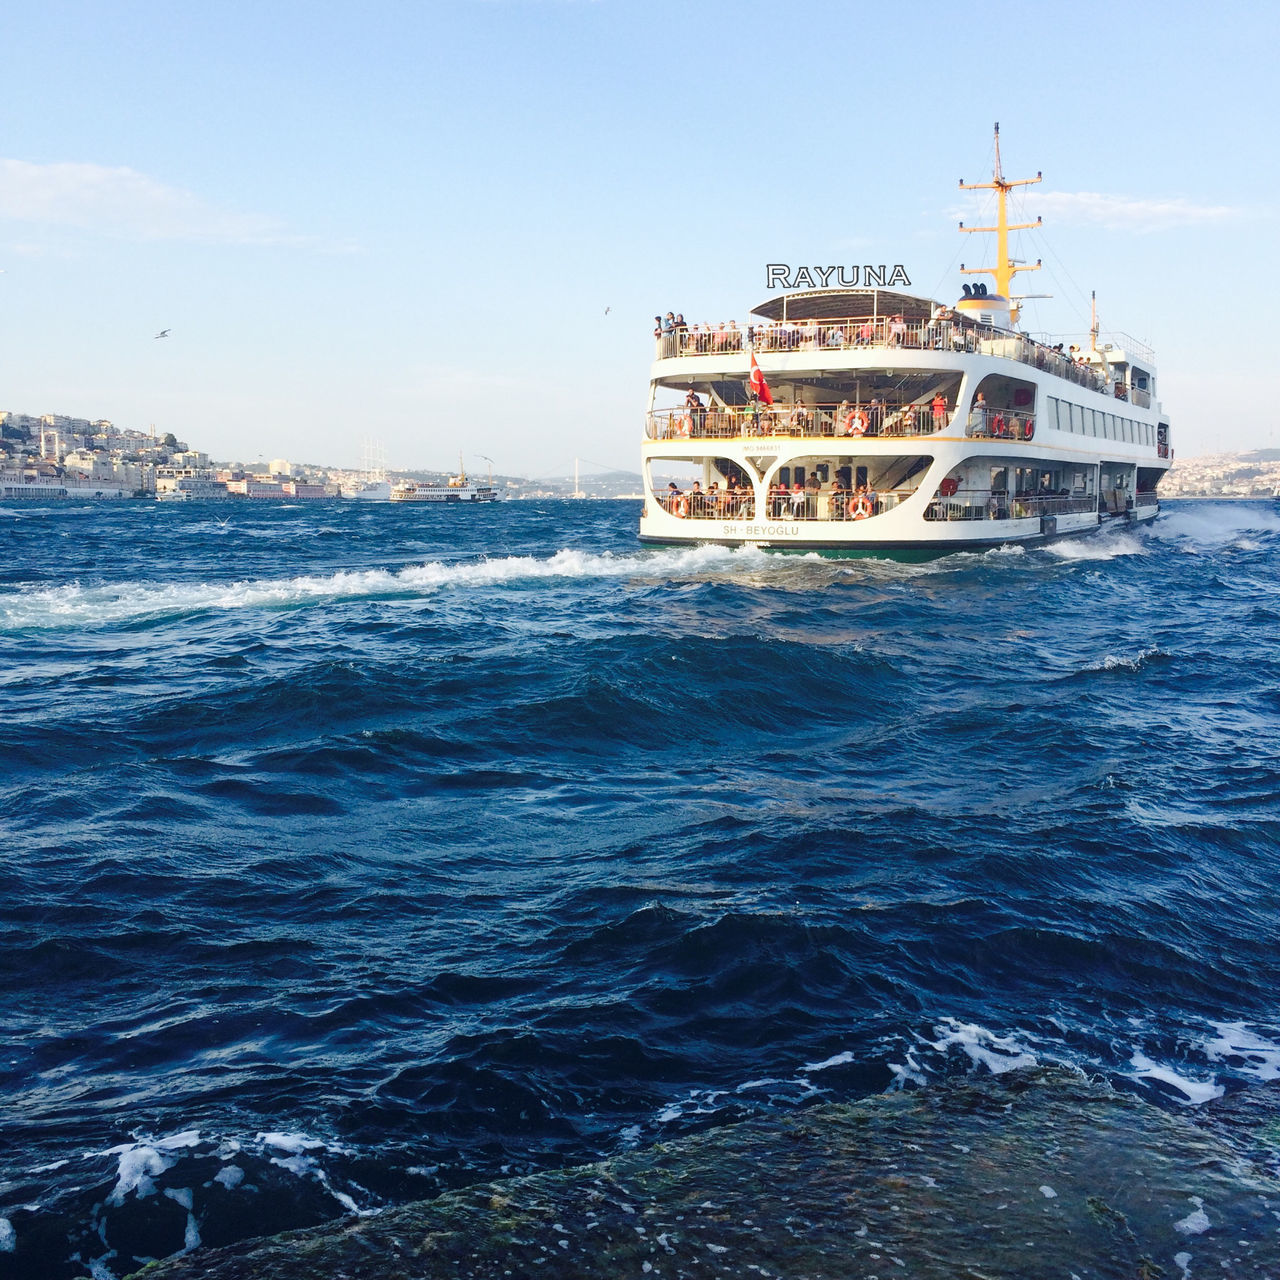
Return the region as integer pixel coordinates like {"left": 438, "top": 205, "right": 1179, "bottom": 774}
{"left": 748, "top": 352, "right": 773, "bottom": 406}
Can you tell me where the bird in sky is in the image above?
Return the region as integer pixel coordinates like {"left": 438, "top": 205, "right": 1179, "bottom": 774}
{"left": 154, "top": 329, "right": 170, "bottom": 339}
{"left": 604, "top": 307, "right": 611, "bottom": 316}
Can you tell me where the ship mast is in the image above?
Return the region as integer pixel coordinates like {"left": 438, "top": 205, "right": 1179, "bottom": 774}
{"left": 958, "top": 123, "right": 1043, "bottom": 326}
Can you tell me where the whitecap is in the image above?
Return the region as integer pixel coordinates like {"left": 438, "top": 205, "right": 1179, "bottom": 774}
{"left": 1173, "top": 1195, "right": 1211, "bottom": 1235}
{"left": 105, "top": 1144, "right": 174, "bottom": 1206}
{"left": 1046, "top": 531, "right": 1147, "bottom": 561}
{"left": 802, "top": 1051, "right": 855, "bottom": 1072}
{"left": 926, "top": 1019, "right": 1039, "bottom": 1075}
{"left": 1202, "top": 1021, "right": 1280, "bottom": 1081}
{"left": 1128, "top": 1051, "right": 1223, "bottom": 1104}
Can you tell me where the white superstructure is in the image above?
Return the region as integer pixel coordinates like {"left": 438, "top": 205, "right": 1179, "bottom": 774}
{"left": 639, "top": 129, "right": 1171, "bottom": 554}
{"left": 390, "top": 458, "right": 500, "bottom": 503}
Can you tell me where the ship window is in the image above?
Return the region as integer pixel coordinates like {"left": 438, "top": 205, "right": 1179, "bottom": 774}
{"left": 855, "top": 465, "right": 868, "bottom": 488}
{"left": 1085, "top": 408, "right": 1096, "bottom": 436}
{"left": 1069, "top": 403, "right": 1081, "bottom": 433}
{"left": 1047, "top": 397, "right": 1060, "bottom": 431}
{"left": 815, "top": 463, "right": 829, "bottom": 483}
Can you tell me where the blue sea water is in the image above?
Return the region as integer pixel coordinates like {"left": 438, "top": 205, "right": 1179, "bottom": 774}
{"left": 1, "top": 497, "right": 1279, "bottom": 1278}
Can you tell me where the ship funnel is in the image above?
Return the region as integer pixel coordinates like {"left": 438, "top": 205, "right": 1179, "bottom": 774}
{"left": 955, "top": 288, "right": 1012, "bottom": 330}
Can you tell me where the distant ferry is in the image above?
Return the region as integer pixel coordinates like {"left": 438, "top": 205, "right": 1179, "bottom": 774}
{"left": 1, "top": 472, "right": 131, "bottom": 500}
{"left": 390, "top": 459, "right": 500, "bottom": 503}
{"left": 639, "top": 126, "right": 1171, "bottom": 554}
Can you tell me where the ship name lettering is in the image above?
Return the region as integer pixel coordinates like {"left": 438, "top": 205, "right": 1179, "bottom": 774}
{"left": 724, "top": 523, "right": 800, "bottom": 537}
{"left": 765, "top": 264, "right": 911, "bottom": 291}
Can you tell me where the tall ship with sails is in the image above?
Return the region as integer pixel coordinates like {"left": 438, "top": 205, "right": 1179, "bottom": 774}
{"left": 639, "top": 127, "right": 1171, "bottom": 553}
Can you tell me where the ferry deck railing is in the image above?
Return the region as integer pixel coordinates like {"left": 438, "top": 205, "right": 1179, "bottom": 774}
{"left": 656, "top": 318, "right": 1109, "bottom": 395}
{"left": 966, "top": 408, "right": 1037, "bottom": 440}
{"left": 654, "top": 488, "right": 918, "bottom": 521}
{"left": 647, "top": 402, "right": 955, "bottom": 441}
{"left": 923, "top": 491, "right": 1100, "bottom": 522}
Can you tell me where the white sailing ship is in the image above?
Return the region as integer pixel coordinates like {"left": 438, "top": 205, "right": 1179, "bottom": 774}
{"left": 639, "top": 127, "right": 1171, "bottom": 554}
{"left": 341, "top": 439, "right": 392, "bottom": 500}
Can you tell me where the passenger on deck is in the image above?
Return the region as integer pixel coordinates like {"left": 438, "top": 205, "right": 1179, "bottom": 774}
{"left": 869, "top": 398, "right": 885, "bottom": 435}
{"left": 889, "top": 314, "right": 907, "bottom": 347}
{"left": 932, "top": 392, "right": 947, "bottom": 426}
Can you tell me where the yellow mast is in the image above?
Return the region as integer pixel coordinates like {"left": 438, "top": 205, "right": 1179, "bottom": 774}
{"left": 958, "top": 123, "right": 1043, "bottom": 325}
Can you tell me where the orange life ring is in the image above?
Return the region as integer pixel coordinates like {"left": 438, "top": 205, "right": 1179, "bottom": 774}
{"left": 853, "top": 494, "right": 873, "bottom": 519}
{"left": 1024, "top": 420, "right": 1035, "bottom": 440}
{"left": 939, "top": 478, "right": 959, "bottom": 498}
{"left": 850, "top": 412, "right": 868, "bottom": 437}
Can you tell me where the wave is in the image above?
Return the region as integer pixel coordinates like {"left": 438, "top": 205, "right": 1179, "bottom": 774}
{"left": 0, "top": 543, "right": 969, "bottom": 632}
{"left": 1046, "top": 529, "right": 1149, "bottom": 561}
{"left": 1154, "top": 501, "right": 1280, "bottom": 547}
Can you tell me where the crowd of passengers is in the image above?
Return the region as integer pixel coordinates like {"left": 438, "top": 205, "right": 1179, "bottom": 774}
{"left": 653, "top": 310, "right": 1110, "bottom": 393}
{"left": 655, "top": 309, "right": 954, "bottom": 354}
{"left": 660, "top": 476, "right": 889, "bottom": 521}
{"left": 671, "top": 389, "right": 951, "bottom": 438}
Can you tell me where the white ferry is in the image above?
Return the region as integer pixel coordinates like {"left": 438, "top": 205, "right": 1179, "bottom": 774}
{"left": 1, "top": 472, "right": 132, "bottom": 500}
{"left": 390, "top": 458, "right": 500, "bottom": 503}
{"left": 639, "top": 128, "right": 1171, "bottom": 555}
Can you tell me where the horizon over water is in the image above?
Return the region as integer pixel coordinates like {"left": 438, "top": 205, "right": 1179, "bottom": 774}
{"left": 2, "top": 497, "right": 1279, "bottom": 1278}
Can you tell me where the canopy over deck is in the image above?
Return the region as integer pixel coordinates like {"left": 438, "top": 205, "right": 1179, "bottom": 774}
{"left": 750, "top": 288, "right": 940, "bottom": 324}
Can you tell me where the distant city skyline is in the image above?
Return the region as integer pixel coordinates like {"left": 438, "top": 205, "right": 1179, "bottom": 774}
{"left": 2, "top": 0, "right": 1276, "bottom": 474}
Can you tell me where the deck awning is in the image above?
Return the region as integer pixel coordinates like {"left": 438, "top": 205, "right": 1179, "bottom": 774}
{"left": 750, "top": 289, "right": 940, "bottom": 324}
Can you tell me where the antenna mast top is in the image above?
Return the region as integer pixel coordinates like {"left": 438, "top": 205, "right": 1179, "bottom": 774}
{"left": 958, "top": 123, "right": 1043, "bottom": 324}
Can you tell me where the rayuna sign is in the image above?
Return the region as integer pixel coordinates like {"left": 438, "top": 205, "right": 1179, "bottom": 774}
{"left": 766, "top": 264, "right": 912, "bottom": 290}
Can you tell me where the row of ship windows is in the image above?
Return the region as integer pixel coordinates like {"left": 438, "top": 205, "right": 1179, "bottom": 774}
{"left": 1046, "top": 397, "right": 1154, "bottom": 445}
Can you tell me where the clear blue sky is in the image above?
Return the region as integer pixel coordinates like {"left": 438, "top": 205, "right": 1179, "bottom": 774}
{"left": 2, "top": 0, "right": 1276, "bottom": 475}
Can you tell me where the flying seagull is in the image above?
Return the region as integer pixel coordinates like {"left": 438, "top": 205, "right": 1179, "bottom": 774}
{"left": 154, "top": 329, "right": 170, "bottom": 339}
{"left": 604, "top": 307, "right": 610, "bottom": 315}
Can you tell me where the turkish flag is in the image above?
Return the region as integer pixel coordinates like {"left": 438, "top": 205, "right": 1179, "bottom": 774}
{"left": 748, "top": 352, "right": 773, "bottom": 405}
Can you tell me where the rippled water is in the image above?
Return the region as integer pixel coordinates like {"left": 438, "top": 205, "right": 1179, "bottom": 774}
{"left": 2, "top": 497, "right": 1278, "bottom": 1277}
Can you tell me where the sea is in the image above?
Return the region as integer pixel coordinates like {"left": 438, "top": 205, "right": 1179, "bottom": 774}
{"left": 1, "top": 496, "right": 1278, "bottom": 1278}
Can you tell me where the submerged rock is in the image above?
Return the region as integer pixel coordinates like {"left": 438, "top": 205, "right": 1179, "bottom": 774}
{"left": 131, "top": 1067, "right": 1280, "bottom": 1279}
